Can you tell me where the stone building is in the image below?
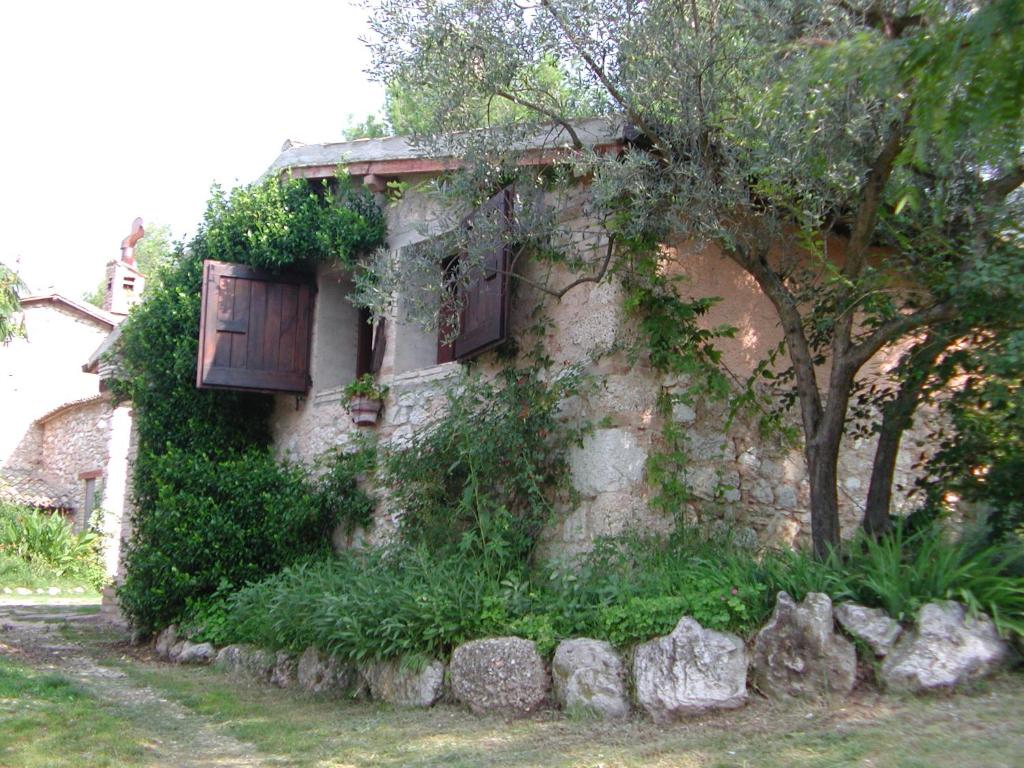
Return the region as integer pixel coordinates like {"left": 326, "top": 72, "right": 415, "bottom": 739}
{"left": 190, "top": 120, "right": 921, "bottom": 556}
{"left": 1, "top": 224, "right": 146, "bottom": 580}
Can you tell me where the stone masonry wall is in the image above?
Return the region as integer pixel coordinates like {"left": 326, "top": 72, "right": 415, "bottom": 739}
{"left": 271, "top": 182, "right": 926, "bottom": 557}
{"left": 39, "top": 398, "right": 113, "bottom": 528}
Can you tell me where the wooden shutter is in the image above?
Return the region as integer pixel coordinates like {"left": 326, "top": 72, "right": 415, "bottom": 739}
{"left": 453, "top": 186, "right": 514, "bottom": 361}
{"left": 197, "top": 260, "right": 314, "bottom": 394}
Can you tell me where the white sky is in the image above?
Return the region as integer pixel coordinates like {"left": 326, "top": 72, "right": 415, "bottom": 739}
{"left": 0, "top": 0, "right": 384, "bottom": 298}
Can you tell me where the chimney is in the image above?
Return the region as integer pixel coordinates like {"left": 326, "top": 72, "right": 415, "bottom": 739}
{"left": 104, "top": 218, "right": 147, "bottom": 316}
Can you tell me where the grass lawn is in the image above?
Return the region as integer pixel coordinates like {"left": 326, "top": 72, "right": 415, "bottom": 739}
{"left": 113, "top": 664, "right": 1024, "bottom": 768}
{"left": 0, "top": 657, "right": 156, "bottom": 768}
{"left": 2, "top": 618, "right": 1022, "bottom": 768}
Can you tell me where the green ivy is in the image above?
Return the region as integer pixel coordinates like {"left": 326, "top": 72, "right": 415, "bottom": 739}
{"left": 114, "top": 173, "right": 387, "bottom": 633}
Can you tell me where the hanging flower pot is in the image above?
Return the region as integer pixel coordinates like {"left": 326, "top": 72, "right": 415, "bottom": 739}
{"left": 342, "top": 373, "right": 389, "bottom": 428}
{"left": 348, "top": 395, "right": 383, "bottom": 426}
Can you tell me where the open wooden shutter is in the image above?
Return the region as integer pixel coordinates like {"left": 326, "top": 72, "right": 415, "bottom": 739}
{"left": 453, "top": 186, "right": 514, "bottom": 361}
{"left": 197, "top": 260, "right": 314, "bottom": 394}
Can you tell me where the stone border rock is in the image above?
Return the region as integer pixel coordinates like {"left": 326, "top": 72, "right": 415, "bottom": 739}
{"left": 148, "top": 595, "right": 1014, "bottom": 721}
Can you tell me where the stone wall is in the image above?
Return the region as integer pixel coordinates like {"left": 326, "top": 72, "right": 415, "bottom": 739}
{"left": 271, "top": 182, "right": 926, "bottom": 556}
{"left": 39, "top": 398, "right": 113, "bottom": 527}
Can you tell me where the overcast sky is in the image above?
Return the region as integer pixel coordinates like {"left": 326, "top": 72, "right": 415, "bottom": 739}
{"left": 0, "top": 1, "right": 383, "bottom": 298}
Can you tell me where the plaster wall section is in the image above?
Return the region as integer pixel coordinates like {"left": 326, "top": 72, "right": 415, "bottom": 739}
{"left": 1, "top": 304, "right": 109, "bottom": 464}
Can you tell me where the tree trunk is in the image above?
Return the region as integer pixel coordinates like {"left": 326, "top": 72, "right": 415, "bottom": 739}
{"left": 807, "top": 443, "right": 841, "bottom": 558}
{"left": 863, "top": 334, "right": 946, "bottom": 536}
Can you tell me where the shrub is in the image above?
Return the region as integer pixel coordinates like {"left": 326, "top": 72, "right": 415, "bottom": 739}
{"left": 0, "top": 503, "right": 105, "bottom": 589}
{"left": 118, "top": 448, "right": 339, "bottom": 633}
{"left": 381, "top": 364, "right": 590, "bottom": 569}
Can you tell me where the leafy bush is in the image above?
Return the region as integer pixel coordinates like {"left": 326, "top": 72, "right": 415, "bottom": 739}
{"left": 826, "top": 521, "right": 1024, "bottom": 637}
{"left": 0, "top": 503, "right": 105, "bottom": 589}
{"left": 118, "top": 447, "right": 341, "bottom": 633}
{"left": 382, "top": 364, "right": 589, "bottom": 569}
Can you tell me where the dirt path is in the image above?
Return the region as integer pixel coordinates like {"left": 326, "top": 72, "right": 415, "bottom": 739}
{"left": 0, "top": 600, "right": 284, "bottom": 768}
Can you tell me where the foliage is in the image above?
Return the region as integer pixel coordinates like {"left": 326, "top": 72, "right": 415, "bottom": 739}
{"left": 199, "top": 176, "right": 385, "bottom": 272}
{"left": 0, "top": 503, "right": 105, "bottom": 588}
{"left": 312, "top": 442, "right": 377, "bottom": 536}
{"left": 924, "top": 329, "right": 1024, "bottom": 540}
{"left": 341, "top": 373, "right": 389, "bottom": 403}
{"left": 118, "top": 447, "right": 339, "bottom": 633}
{"left": 827, "top": 521, "right": 1024, "bottom": 637}
{"left": 0, "top": 260, "right": 25, "bottom": 343}
{"left": 364, "top": 0, "right": 1024, "bottom": 557}
{"left": 114, "top": 173, "right": 387, "bottom": 633}
{"left": 342, "top": 112, "right": 391, "bottom": 140}
{"left": 380, "top": 363, "right": 590, "bottom": 570}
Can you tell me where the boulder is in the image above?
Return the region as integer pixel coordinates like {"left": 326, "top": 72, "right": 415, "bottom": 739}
{"left": 834, "top": 602, "right": 902, "bottom": 658}
{"left": 363, "top": 659, "right": 446, "bottom": 707}
{"left": 552, "top": 639, "right": 629, "bottom": 719}
{"left": 752, "top": 592, "right": 856, "bottom": 699}
{"left": 297, "top": 647, "right": 356, "bottom": 696}
{"left": 176, "top": 641, "right": 216, "bottom": 665}
{"left": 450, "top": 637, "right": 548, "bottom": 716}
{"left": 634, "top": 618, "right": 747, "bottom": 722}
{"left": 270, "top": 651, "right": 297, "bottom": 688}
{"left": 214, "top": 644, "right": 247, "bottom": 673}
{"left": 168, "top": 640, "right": 186, "bottom": 663}
{"left": 881, "top": 601, "right": 1010, "bottom": 693}
{"left": 244, "top": 648, "right": 276, "bottom": 682}
{"left": 154, "top": 625, "right": 178, "bottom": 658}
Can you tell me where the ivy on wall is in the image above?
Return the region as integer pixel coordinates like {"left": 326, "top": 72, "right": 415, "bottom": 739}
{"left": 113, "top": 174, "right": 386, "bottom": 633}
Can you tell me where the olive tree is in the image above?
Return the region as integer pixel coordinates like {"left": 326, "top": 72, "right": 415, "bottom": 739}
{"left": 362, "top": 0, "right": 1024, "bottom": 557}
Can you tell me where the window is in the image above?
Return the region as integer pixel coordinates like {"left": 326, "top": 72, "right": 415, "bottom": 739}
{"left": 393, "top": 185, "right": 515, "bottom": 373}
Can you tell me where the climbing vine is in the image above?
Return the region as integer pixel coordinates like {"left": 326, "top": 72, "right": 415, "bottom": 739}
{"left": 113, "top": 174, "right": 386, "bottom": 632}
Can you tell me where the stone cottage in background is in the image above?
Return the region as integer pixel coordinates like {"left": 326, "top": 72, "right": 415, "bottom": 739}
{"left": 1, "top": 221, "right": 146, "bottom": 580}
{"left": 183, "top": 120, "right": 921, "bottom": 556}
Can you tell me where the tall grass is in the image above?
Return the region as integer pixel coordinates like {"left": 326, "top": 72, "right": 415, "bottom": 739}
{"left": 826, "top": 522, "right": 1024, "bottom": 637}
{"left": 0, "top": 503, "right": 105, "bottom": 589}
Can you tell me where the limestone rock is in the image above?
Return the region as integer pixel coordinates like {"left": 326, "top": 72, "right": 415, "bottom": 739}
{"left": 752, "top": 592, "right": 856, "bottom": 699}
{"left": 244, "top": 648, "right": 276, "bottom": 682}
{"left": 363, "top": 659, "right": 446, "bottom": 707}
{"left": 834, "top": 602, "right": 902, "bottom": 657}
{"left": 270, "top": 651, "right": 297, "bottom": 688}
{"left": 881, "top": 601, "right": 1010, "bottom": 693}
{"left": 214, "top": 644, "right": 247, "bottom": 673}
{"left": 154, "top": 625, "right": 178, "bottom": 658}
{"left": 450, "top": 637, "right": 548, "bottom": 716}
{"left": 168, "top": 640, "right": 186, "bottom": 663}
{"left": 551, "top": 639, "right": 629, "bottom": 719}
{"left": 297, "top": 647, "right": 355, "bottom": 695}
{"left": 569, "top": 429, "right": 646, "bottom": 495}
{"left": 634, "top": 618, "right": 747, "bottom": 722}
{"left": 176, "top": 641, "right": 216, "bottom": 665}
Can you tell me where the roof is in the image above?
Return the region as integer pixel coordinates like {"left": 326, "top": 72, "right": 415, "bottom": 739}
{"left": 20, "top": 293, "right": 119, "bottom": 330}
{"left": 83, "top": 323, "right": 124, "bottom": 376}
{"left": 0, "top": 467, "right": 75, "bottom": 510}
{"left": 34, "top": 395, "right": 107, "bottom": 426}
{"left": 267, "top": 117, "right": 626, "bottom": 180}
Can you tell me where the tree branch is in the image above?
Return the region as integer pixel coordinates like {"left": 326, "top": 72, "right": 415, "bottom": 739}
{"left": 539, "top": 0, "right": 672, "bottom": 160}
{"left": 844, "top": 303, "right": 955, "bottom": 372}
{"left": 983, "top": 160, "right": 1024, "bottom": 205}
{"left": 492, "top": 88, "right": 583, "bottom": 149}
{"left": 506, "top": 235, "right": 615, "bottom": 300}
{"left": 728, "top": 244, "right": 824, "bottom": 438}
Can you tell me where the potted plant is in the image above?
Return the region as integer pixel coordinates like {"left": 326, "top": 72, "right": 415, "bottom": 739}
{"left": 342, "top": 373, "right": 389, "bottom": 427}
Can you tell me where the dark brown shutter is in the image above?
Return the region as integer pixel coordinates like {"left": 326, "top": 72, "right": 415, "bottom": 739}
{"left": 197, "top": 260, "right": 314, "bottom": 394}
{"left": 453, "top": 186, "right": 513, "bottom": 361}
{"left": 370, "top": 317, "right": 387, "bottom": 373}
